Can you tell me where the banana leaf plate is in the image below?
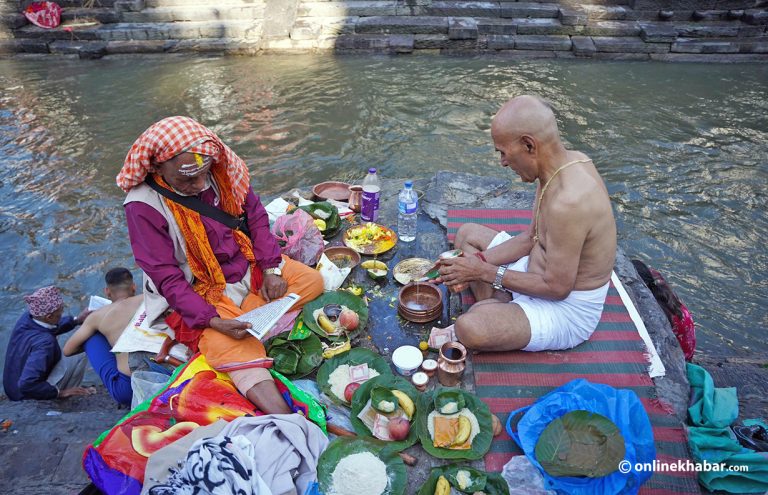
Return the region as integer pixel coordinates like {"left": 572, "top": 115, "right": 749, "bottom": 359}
{"left": 343, "top": 223, "right": 398, "bottom": 255}
{"left": 350, "top": 374, "right": 421, "bottom": 452}
{"left": 417, "top": 465, "right": 510, "bottom": 495}
{"left": 415, "top": 387, "right": 494, "bottom": 460}
{"left": 316, "top": 348, "right": 393, "bottom": 406}
{"left": 301, "top": 290, "right": 368, "bottom": 342}
{"left": 297, "top": 202, "right": 341, "bottom": 239}
{"left": 318, "top": 437, "right": 406, "bottom": 495}
{"left": 264, "top": 331, "right": 323, "bottom": 379}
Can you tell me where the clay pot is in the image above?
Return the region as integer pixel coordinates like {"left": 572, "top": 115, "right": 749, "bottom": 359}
{"left": 348, "top": 185, "right": 363, "bottom": 213}
{"left": 437, "top": 341, "right": 467, "bottom": 387}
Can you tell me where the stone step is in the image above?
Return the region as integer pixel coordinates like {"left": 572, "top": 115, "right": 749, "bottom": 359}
{"left": 0, "top": 12, "right": 26, "bottom": 30}
{"left": 14, "top": 20, "right": 262, "bottom": 42}
{"left": 52, "top": 0, "right": 118, "bottom": 7}
{"left": 120, "top": 5, "right": 265, "bottom": 23}
{"left": 355, "top": 15, "right": 448, "bottom": 34}
{"left": 62, "top": 7, "right": 120, "bottom": 24}
{"left": 144, "top": 0, "right": 263, "bottom": 6}
{"left": 298, "top": 1, "right": 396, "bottom": 18}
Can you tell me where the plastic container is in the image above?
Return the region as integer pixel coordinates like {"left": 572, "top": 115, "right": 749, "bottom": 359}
{"left": 130, "top": 370, "right": 169, "bottom": 409}
{"left": 412, "top": 371, "right": 429, "bottom": 392}
{"left": 421, "top": 359, "right": 438, "bottom": 377}
{"left": 361, "top": 168, "right": 381, "bottom": 222}
{"left": 391, "top": 345, "right": 423, "bottom": 376}
{"left": 397, "top": 180, "right": 418, "bottom": 242}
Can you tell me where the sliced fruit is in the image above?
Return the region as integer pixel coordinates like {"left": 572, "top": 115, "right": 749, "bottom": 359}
{"left": 452, "top": 415, "right": 472, "bottom": 446}
{"left": 361, "top": 260, "right": 387, "bottom": 271}
{"left": 391, "top": 389, "right": 415, "bottom": 419}
{"left": 313, "top": 218, "right": 327, "bottom": 231}
{"left": 367, "top": 268, "right": 388, "bottom": 280}
{"left": 317, "top": 314, "right": 338, "bottom": 335}
{"left": 434, "top": 475, "right": 451, "bottom": 495}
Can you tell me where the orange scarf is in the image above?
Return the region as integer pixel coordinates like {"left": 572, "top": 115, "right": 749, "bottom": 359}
{"left": 154, "top": 169, "right": 261, "bottom": 304}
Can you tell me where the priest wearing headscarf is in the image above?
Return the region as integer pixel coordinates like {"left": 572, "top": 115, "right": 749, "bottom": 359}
{"left": 118, "top": 116, "right": 323, "bottom": 414}
{"left": 3, "top": 286, "right": 94, "bottom": 400}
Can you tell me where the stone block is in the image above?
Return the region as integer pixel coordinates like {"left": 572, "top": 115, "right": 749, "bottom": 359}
{"left": 738, "top": 25, "right": 766, "bottom": 37}
{"left": 744, "top": 9, "right": 768, "bottom": 25}
{"left": 320, "top": 17, "right": 359, "bottom": 36}
{"left": 487, "top": 34, "right": 514, "bottom": 49}
{"left": 334, "top": 34, "right": 389, "bottom": 49}
{"left": 514, "top": 34, "right": 571, "bottom": 50}
{"left": 583, "top": 20, "right": 641, "bottom": 37}
{"left": 592, "top": 36, "right": 670, "bottom": 53}
{"left": 298, "top": 1, "right": 397, "bottom": 18}
{"left": 171, "top": 38, "right": 261, "bottom": 54}
{"left": 632, "top": 0, "right": 716, "bottom": 8}
{"left": 515, "top": 18, "right": 573, "bottom": 35}
{"left": 582, "top": 5, "right": 630, "bottom": 21}
{"left": 639, "top": 22, "right": 678, "bottom": 42}
{"left": 105, "top": 39, "right": 167, "bottom": 53}
{"left": 1, "top": 12, "right": 27, "bottom": 29}
{"left": 676, "top": 23, "right": 740, "bottom": 38}
{"left": 476, "top": 18, "right": 516, "bottom": 35}
{"left": 413, "top": 33, "right": 450, "bottom": 49}
{"left": 559, "top": 7, "right": 587, "bottom": 26}
{"left": 389, "top": 33, "right": 414, "bottom": 52}
{"left": 290, "top": 19, "right": 321, "bottom": 40}
{"left": 650, "top": 52, "right": 768, "bottom": 62}
{"left": 355, "top": 15, "right": 448, "bottom": 34}
{"left": 424, "top": 1, "right": 500, "bottom": 18}
{"left": 571, "top": 35, "right": 596, "bottom": 56}
{"left": 671, "top": 39, "right": 739, "bottom": 53}
{"left": 594, "top": 52, "right": 650, "bottom": 61}
{"left": 78, "top": 41, "right": 108, "bottom": 59}
{"left": 448, "top": 17, "right": 477, "bottom": 39}
{"left": 738, "top": 38, "right": 768, "bottom": 53}
{"left": 0, "top": 38, "right": 48, "bottom": 54}
{"left": 114, "top": 0, "right": 144, "bottom": 12}
{"left": 120, "top": 9, "right": 175, "bottom": 23}
{"left": 500, "top": 2, "right": 559, "bottom": 19}
{"left": 262, "top": 38, "right": 316, "bottom": 50}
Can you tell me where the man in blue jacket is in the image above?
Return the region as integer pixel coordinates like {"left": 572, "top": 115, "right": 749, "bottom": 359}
{"left": 3, "top": 286, "right": 95, "bottom": 400}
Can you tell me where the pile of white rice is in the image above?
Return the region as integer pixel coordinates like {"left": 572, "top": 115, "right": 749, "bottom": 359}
{"left": 329, "top": 451, "right": 388, "bottom": 495}
{"left": 328, "top": 364, "right": 380, "bottom": 401}
{"left": 427, "top": 408, "right": 481, "bottom": 446}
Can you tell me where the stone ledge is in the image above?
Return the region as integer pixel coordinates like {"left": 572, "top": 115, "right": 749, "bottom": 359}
{"left": 476, "top": 17, "right": 517, "bottom": 36}
{"left": 651, "top": 52, "right": 768, "bottom": 62}
{"left": 355, "top": 15, "right": 449, "bottom": 34}
{"left": 424, "top": 1, "right": 500, "bottom": 18}
{"left": 298, "top": 1, "right": 397, "bottom": 18}
{"left": 671, "top": 38, "right": 740, "bottom": 53}
{"left": 515, "top": 34, "right": 571, "bottom": 50}
{"left": 448, "top": 17, "right": 478, "bottom": 40}
{"left": 571, "top": 35, "right": 596, "bottom": 56}
{"left": 500, "top": 2, "right": 560, "bottom": 19}
{"left": 592, "top": 36, "right": 670, "bottom": 53}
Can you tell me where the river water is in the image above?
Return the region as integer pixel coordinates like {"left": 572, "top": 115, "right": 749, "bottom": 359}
{"left": 0, "top": 54, "right": 766, "bottom": 364}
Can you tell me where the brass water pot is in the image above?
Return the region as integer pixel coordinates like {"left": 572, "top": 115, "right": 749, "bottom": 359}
{"left": 437, "top": 341, "right": 467, "bottom": 387}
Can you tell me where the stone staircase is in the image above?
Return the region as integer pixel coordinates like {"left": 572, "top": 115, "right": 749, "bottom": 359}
{"left": 1, "top": 0, "right": 766, "bottom": 60}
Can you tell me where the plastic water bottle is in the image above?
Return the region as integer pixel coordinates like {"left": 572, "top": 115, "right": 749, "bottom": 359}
{"left": 397, "top": 180, "right": 418, "bottom": 242}
{"left": 361, "top": 167, "right": 381, "bottom": 222}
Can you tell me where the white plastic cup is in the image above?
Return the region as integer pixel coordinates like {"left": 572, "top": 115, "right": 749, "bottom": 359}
{"left": 392, "top": 345, "right": 424, "bottom": 376}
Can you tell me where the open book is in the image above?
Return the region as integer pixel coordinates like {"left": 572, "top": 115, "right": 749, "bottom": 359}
{"left": 236, "top": 293, "right": 301, "bottom": 340}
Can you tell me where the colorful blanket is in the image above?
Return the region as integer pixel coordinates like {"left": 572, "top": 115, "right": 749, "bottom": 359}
{"left": 83, "top": 355, "right": 326, "bottom": 495}
{"left": 447, "top": 208, "right": 700, "bottom": 495}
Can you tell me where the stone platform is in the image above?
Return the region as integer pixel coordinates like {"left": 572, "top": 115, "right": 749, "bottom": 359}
{"left": 0, "top": 0, "right": 766, "bottom": 60}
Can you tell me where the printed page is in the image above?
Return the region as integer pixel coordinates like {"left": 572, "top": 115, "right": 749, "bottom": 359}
{"left": 236, "top": 293, "right": 301, "bottom": 340}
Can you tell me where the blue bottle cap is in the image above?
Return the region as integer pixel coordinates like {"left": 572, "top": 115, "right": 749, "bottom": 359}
{"left": 405, "top": 181, "right": 413, "bottom": 188}
{"left": 369, "top": 168, "right": 377, "bottom": 174}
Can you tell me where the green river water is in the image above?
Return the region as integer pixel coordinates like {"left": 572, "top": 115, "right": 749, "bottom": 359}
{"left": 0, "top": 54, "right": 766, "bottom": 371}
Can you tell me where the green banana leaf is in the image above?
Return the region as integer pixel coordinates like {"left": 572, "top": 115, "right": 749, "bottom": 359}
{"left": 350, "top": 374, "right": 421, "bottom": 452}
{"left": 265, "top": 331, "right": 323, "bottom": 379}
{"left": 445, "top": 466, "right": 487, "bottom": 493}
{"left": 415, "top": 387, "right": 494, "bottom": 460}
{"left": 301, "top": 290, "right": 369, "bottom": 342}
{"left": 534, "top": 410, "right": 625, "bottom": 478}
{"left": 297, "top": 202, "right": 341, "bottom": 239}
{"left": 417, "top": 465, "right": 510, "bottom": 495}
{"left": 318, "top": 437, "right": 407, "bottom": 495}
{"left": 317, "top": 348, "right": 393, "bottom": 406}
{"left": 434, "top": 389, "right": 466, "bottom": 415}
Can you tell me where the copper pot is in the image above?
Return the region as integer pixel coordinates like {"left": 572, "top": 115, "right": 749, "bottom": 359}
{"left": 348, "top": 185, "right": 363, "bottom": 213}
{"left": 437, "top": 341, "right": 466, "bottom": 387}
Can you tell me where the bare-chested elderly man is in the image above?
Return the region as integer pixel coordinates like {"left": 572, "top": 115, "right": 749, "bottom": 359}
{"left": 438, "top": 95, "right": 617, "bottom": 352}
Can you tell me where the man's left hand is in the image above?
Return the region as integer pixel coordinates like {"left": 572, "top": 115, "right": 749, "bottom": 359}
{"left": 437, "top": 255, "right": 487, "bottom": 288}
{"left": 261, "top": 273, "right": 288, "bottom": 302}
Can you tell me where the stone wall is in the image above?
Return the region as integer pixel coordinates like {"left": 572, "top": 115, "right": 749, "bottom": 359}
{"left": 0, "top": 0, "right": 766, "bottom": 60}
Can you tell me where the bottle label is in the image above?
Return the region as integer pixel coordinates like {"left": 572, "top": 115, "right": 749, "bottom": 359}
{"left": 361, "top": 190, "right": 380, "bottom": 222}
{"left": 398, "top": 201, "right": 417, "bottom": 214}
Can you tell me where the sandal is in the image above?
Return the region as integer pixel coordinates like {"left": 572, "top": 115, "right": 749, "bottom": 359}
{"left": 732, "top": 425, "right": 768, "bottom": 452}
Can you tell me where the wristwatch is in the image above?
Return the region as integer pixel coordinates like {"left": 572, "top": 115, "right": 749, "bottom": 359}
{"left": 492, "top": 264, "right": 508, "bottom": 291}
{"left": 264, "top": 267, "right": 282, "bottom": 277}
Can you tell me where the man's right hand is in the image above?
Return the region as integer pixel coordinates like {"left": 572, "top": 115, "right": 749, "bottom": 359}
{"left": 58, "top": 386, "right": 97, "bottom": 399}
{"left": 209, "top": 317, "right": 252, "bottom": 340}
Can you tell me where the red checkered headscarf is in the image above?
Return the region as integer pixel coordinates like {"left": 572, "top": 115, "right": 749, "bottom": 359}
{"left": 24, "top": 286, "right": 63, "bottom": 318}
{"left": 116, "top": 116, "right": 250, "bottom": 209}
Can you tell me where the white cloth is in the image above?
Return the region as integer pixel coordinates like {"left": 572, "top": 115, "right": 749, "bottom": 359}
{"left": 486, "top": 231, "right": 609, "bottom": 352}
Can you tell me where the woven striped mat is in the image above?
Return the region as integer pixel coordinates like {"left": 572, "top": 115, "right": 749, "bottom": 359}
{"left": 447, "top": 209, "right": 700, "bottom": 495}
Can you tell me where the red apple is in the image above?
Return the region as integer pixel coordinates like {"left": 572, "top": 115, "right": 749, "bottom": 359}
{"left": 344, "top": 382, "right": 361, "bottom": 403}
{"left": 339, "top": 309, "right": 359, "bottom": 331}
{"left": 388, "top": 417, "right": 410, "bottom": 441}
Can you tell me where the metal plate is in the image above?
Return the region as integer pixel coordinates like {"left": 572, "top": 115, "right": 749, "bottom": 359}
{"left": 343, "top": 223, "right": 398, "bottom": 255}
{"left": 393, "top": 258, "right": 433, "bottom": 285}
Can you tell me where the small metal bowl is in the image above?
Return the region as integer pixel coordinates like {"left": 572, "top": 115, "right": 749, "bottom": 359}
{"left": 397, "top": 282, "right": 443, "bottom": 323}
{"left": 323, "top": 246, "right": 361, "bottom": 269}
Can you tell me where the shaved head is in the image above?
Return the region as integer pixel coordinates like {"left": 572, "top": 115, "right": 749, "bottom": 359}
{"left": 491, "top": 95, "right": 560, "bottom": 146}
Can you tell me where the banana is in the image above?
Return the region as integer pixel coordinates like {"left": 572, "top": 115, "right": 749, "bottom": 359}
{"left": 317, "top": 314, "right": 337, "bottom": 335}
{"left": 361, "top": 260, "right": 387, "bottom": 271}
{"left": 434, "top": 475, "right": 450, "bottom": 495}
{"left": 322, "top": 339, "right": 351, "bottom": 359}
{"left": 452, "top": 415, "right": 472, "bottom": 446}
{"left": 391, "top": 389, "right": 415, "bottom": 419}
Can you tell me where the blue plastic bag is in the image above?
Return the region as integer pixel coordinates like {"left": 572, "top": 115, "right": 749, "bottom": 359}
{"left": 506, "top": 379, "right": 656, "bottom": 495}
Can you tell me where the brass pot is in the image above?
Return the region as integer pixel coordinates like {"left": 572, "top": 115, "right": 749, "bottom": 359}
{"left": 437, "top": 341, "right": 466, "bottom": 387}
{"left": 348, "top": 185, "right": 363, "bottom": 212}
